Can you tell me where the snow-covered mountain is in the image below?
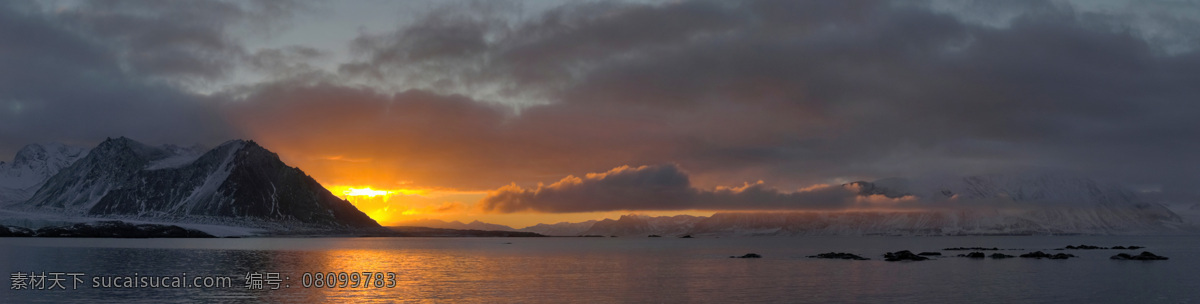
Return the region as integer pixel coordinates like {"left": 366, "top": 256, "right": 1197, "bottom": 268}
{"left": 478, "top": 174, "right": 1189, "bottom": 236}
{"left": 392, "top": 219, "right": 517, "bottom": 231}
{"left": 15, "top": 137, "right": 379, "bottom": 229}
{"left": 581, "top": 214, "right": 706, "bottom": 236}
{"left": 1165, "top": 203, "right": 1200, "bottom": 225}
{"left": 392, "top": 218, "right": 604, "bottom": 236}
{"left": 518, "top": 220, "right": 598, "bottom": 236}
{"left": 390, "top": 219, "right": 611, "bottom": 236}
{"left": 0, "top": 143, "right": 88, "bottom": 205}
{"left": 864, "top": 174, "right": 1154, "bottom": 207}
{"left": 858, "top": 174, "right": 1181, "bottom": 233}
{"left": 687, "top": 208, "right": 1177, "bottom": 236}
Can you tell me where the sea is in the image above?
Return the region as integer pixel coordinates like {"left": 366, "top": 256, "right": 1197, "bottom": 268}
{"left": 1, "top": 236, "right": 1197, "bottom": 303}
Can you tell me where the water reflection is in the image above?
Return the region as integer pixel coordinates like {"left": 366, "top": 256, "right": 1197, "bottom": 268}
{"left": 2, "top": 236, "right": 1198, "bottom": 303}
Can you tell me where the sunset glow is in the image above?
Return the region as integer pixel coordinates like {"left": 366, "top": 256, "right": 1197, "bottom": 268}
{"left": 6, "top": 0, "right": 1200, "bottom": 302}
{"left": 343, "top": 187, "right": 390, "bottom": 198}
{"left": 2, "top": 0, "right": 1190, "bottom": 233}
{"left": 322, "top": 185, "right": 480, "bottom": 225}
{"left": 328, "top": 186, "right": 434, "bottom": 201}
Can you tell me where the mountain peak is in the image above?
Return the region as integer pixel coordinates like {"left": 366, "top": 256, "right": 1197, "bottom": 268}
{"left": 9, "top": 142, "right": 86, "bottom": 168}
{"left": 91, "top": 137, "right": 168, "bottom": 160}
{"left": 19, "top": 138, "right": 379, "bottom": 229}
{"left": 215, "top": 139, "right": 249, "bottom": 148}
{"left": 12, "top": 144, "right": 49, "bottom": 165}
{"left": 226, "top": 139, "right": 281, "bottom": 161}
{"left": 97, "top": 136, "right": 137, "bottom": 148}
{"left": 1, "top": 142, "right": 89, "bottom": 203}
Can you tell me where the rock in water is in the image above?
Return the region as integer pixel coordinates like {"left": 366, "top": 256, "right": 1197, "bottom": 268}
{"left": 884, "top": 250, "right": 929, "bottom": 261}
{"left": 808, "top": 252, "right": 870, "bottom": 260}
{"left": 1111, "top": 252, "right": 1168, "bottom": 260}
{"left": 731, "top": 253, "right": 762, "bottom": 259}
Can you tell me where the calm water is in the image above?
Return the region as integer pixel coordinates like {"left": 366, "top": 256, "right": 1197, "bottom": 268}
{"left": 1, "top": 236, "right": 1197, "bottom": 303}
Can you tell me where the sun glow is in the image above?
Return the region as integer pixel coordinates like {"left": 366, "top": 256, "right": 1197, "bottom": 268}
{"left": 326, "top": 185, "right": 456, "bottom": 225}
{"left": 329, "top": 186, "right": 434, "bottom": 202}
{"left": 344, "top": 187, "right": 391, "bottom": 198}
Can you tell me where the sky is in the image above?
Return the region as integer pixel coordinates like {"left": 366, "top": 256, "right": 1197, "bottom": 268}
{"left": 2, "top": 0, "right": 1200, "bottom": 227}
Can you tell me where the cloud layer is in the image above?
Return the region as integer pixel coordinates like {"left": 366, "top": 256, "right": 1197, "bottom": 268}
{"left": 477, "top": 164, "right": 912, "bottom": 213}
{"left": 4, "top": 0, "right": 1200, "bottom": 205}
{"left": 234, "top": 0, "right": 1200, "bottom": 201}
{"left": 0, "top": 1, "right": 243, "bottom": 151}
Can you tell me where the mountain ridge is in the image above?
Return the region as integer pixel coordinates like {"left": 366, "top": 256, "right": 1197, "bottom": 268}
{"left": 12, "top": 137, "right": 379, "bottom": 229}
{"left": 395, "top": 174, "right": 1190, "bottom": 236}
{"left": 3, "top": 140, "right": 1190, "bottom": 235}
{"left": 0, "top": 143, "right": 88, "bottom": 205}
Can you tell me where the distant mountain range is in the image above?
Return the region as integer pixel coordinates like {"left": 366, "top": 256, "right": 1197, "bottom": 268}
{"left": 398, "top": 174, "right": 1192, "bottom": 236}
{"left": 520, "top": 220, "right": 599, "bottom": 236}
{"left": 392, "top": 219, "right": 518, "bottom": 232}
{"left": 2, "top": 138, "right": 1193, "bottom": 236}
{"left": 1, "top": 137, "right": 378, "bottom": 229}
{"left": 389, "top": 218, "right": 595, "bottom": 236}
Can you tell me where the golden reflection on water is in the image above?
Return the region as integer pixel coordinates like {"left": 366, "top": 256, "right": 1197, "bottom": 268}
{"left": 253, "top": 242, "right": 507, "bottom": 303}
{"left": 255, "top": 249, "right": 410, "bottom": 303}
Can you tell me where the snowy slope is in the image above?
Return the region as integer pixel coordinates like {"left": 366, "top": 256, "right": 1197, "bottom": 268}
{"left": 687, "top": 208, "right": 1181, "bottom": 236}
{"left": 1165, "top": 203, "right": 1200, "bottom": 225}
{"left": 15, "top": 137, "right": 379, "bottom": 229}
{"left": 0, "top": 143, "right": 87, "bottom": 205}
{"left": 868, "top": 173, "right": 1152, "bottom": 208}
{"left": 144, "top": 144, "right": 207, "bottom": 170}
{"left": 582, "top": 214, "right": 706, "bottom": 236}
{"left": 684, "top": 175, "right": 1183, "bottom": 236}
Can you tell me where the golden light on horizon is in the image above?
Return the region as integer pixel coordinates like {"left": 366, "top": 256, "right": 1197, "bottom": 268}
{"left": 344, "top": 187, "right": 390, "bottom": 198}
{"left": 366, "top": 206, "right": 395, "bottom": 224}
{"left": 328, "top": 185, "right": 403, "bottom": 224}
{"left": 328, "top": 186, "right": 434, "bottom": 202}
{"left": 326, "top": 185, "right": 450, "bottom": 225}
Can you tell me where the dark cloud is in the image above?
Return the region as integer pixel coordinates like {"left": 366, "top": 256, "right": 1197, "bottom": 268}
{"left": 314, "top": 0, "right": 1200, "bottom": 202}
{"left": 0, "top": 1, "right": 240, "bottom": 157}
{"left": 6, "top": 0, "right": 1200, "bottom": 205}
{"left": 53, "top": 0, "right": 304, "bottom": 82}
{"left": 222, "top": 84, "right": 519, "bottom": 188}
{"left": 477, "top": 164, "right": 899, "bottom": 213}
{"left": 246, "top": 46, "right": 329, "bottom": 80}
